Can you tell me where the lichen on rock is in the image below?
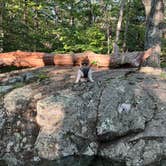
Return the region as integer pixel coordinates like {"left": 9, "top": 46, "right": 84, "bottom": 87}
{"left": 0, "top": 66, "right": 166, "bottom": 166}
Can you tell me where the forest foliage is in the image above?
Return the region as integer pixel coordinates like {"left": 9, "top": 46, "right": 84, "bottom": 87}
{"left": 0, "top": 0, "right": 165, "bottom": 56}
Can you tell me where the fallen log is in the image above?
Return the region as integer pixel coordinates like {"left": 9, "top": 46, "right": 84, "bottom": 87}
{"left": 74, "top": 51, "right": 111, "bottom": 67}
{"left": 111, "top": 48, "right": 153, "bottom": 67}
{"left": 0, "top": 49, "right": 153, "bottom": 68}
{"left": 54, "top": 54, "right": 74, "bottom": 66}
{"left": 0, "top": 50, "right": 54, "bottom": 67}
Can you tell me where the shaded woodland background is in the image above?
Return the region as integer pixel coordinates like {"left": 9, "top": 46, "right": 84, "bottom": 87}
{"left": 0, "top": 0, "right": 165, "bottom": 66}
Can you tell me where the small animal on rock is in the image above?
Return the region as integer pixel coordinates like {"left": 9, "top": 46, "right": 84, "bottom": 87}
{"left": 75, "top": 57, "right": 94, "bottom": 83}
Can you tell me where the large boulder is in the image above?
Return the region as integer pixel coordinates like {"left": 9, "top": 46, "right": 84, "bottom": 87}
{"left": 96, "top": 77, "right": 156, "bottom": 141}
{"left": 4, "top": 86, "right": 34, "bottom": 116}
{"left": 35, "top": 88, "right": 99, "bottom": 160}
{"left": 0, "top": 66, "right": 165, "bottom": 166}
{"left": 34, "top": 67, "right": 166, "bottom": 165}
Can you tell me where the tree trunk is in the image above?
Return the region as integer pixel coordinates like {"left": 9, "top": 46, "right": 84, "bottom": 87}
{"left": 89, "top": 1, "right": 94, "bottom": 25}
{"left": 107, "top": 25, "right": 110, "bottom": 55}
{"left": 23, "top": 0, "right": 28, "bottom": 24}
{"left": 115, "top": 0, "right": 126, "bottom": 43}
{"left": 122, "top": 1, "right": 130, "bottom": 52}
{"left": 33, "top": 0, "right": 39, "bottom": 52}
{"left": 0, "top": 1, "right": 5, "bottom": 53}
{"left": 143, "top": 0, "right": 164, "bottom": 67}
{"left": 70, "top": 3, "right": 75, "bottom": 26}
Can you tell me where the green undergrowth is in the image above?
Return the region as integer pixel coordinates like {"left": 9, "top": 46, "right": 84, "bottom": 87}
{"left": 161, "top": 62, "right": 166, "bottom": 68}
{"left": 37, "top": 73, "right": 49, "bottom": 81}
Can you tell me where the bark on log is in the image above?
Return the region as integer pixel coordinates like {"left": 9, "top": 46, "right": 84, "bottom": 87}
{"left": 74, "top": 51, "right": 111, "bottom": 67}
{"left": 54, "top": 54, "right": 74, "bottom": 66}
{"left": 0, "top": 49, "right": 153, "bottom": 68}
{"left": 0, "top": 51, "right": 54, "bottom": 67}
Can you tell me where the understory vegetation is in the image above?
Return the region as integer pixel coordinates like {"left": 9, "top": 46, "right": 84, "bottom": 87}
{"left": 0, "top": 0, "right": 165, "bottom": 65}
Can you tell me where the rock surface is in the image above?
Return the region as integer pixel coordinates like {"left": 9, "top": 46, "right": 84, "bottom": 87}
{"left": 0, "top": 66, "right": 166, "bottom": 166}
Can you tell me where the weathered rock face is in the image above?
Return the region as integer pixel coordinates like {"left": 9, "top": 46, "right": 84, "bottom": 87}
{"left": 35, "top": 88, "right": 99, "bottom": 160}
{"left": 0, "top": 66, "right": 166, "bottom": 166}
{"left": 97, "top": 76, "right": 157, "bottom": 140}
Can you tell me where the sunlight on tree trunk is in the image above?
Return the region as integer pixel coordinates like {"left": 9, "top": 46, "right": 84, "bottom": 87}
{"left": 143, "top": 0, "right": 164, "bottom": 67}
{"left": 115, "top": 0, "right": 126, "bottom": 43}
{"left": 70, "top": 4, "right": 75, "bottom": 26}
{"left": 142, "top": 0, "right": 152, "bottom": 19}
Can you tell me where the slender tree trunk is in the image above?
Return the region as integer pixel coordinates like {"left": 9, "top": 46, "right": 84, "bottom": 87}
{"left": 143, "top": 0, "right": 164, "bottom": 67}
{"left": 104, "top": 3, "right": 111, "bottom": 55}
{"left": 54, "top": 6, "right": 57, "bottom": 24}
{"left": 86, "top": 0, "right": 94, "bottom": 25}
{"left": 0, "top": 1, "right": 5, "bottom": 53}
{"left": 107, "top": 25, "right": 110, "bottom": 55}
{"left": 33, "top": 0, "right": 39, "bottom": 52}
{"left": 115, "top": 0, "right": 126, "bottom": 43}
{"left": 70, "top": 16, "right": 74, "bottom": 26}
{"left": 23, "top": 0, "right": 28, "bottom": 25}
{"left": 89, "top": 1, "right": 93, "bottom": 25}
{"left": 122, "top": 1, "right": 130, "bottom": 52}
{"left": 70, "top": 4, "right": 74, "bottom": 26}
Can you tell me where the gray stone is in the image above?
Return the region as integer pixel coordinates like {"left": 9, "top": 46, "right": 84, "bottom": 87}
{"left": 22, "top": 72, "right": 36, "bottom": 82}
{"left": 99, "top": 141, "right": 131, "bottom": 161}
{"left": 161, "top": 160, "right": 166, "bottom": 166}
{"left": 6, "top": 142, "right": 14, "bottom": 153}
{"left": 0, "top": 67, "right": 166, "bottom": 166}
{"left": 8, "top": 76, "right": 24, "bottom": 84}
{"left": 0, "top": 85, "right": 13, "bottom": 94}
{"left": 34, "top": 93, "right": 42, "bottom": 100}
{"left": 4, "top": 86, "right": 33, "bottom": 116}
{"left": 0, "top": 109, "right": 6, "bottom": 129}
{"left": 35, "top": 89, "right": 98, "bottom": 160}
{"left": 96, "top": 78, "right": 156, "bottom": 141}
{"left": 3, "top": 153, "right": 22, "bottom": 166}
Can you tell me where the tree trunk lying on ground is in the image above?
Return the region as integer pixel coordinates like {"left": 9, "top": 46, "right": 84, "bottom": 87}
{"left": 0, "top": 48, "right": 153, "bottom": 68}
